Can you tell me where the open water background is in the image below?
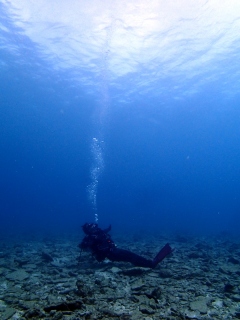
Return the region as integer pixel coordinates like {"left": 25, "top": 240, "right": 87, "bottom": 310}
{"left": 1, "top": 0, "right": 240, "bottom": 237}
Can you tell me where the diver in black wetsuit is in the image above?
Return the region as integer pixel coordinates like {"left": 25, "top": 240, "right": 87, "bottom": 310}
{"left": 79, "top": 223, "right": 173, "bottom": 268}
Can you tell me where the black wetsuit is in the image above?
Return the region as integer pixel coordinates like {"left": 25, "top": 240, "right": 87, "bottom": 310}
{"left": 79, "top": 223, "right": 172, "bottom": 268}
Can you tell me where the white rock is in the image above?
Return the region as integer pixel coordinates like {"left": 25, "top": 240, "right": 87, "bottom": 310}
{"left": 212, "top": 299, "right": 223, "bottom": 308}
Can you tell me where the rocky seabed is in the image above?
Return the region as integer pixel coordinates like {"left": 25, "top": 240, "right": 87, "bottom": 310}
{"left": 0, "top": 232, "right": 240, "bottom": 319}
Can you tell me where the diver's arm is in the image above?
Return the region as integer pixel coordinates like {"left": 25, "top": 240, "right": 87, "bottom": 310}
{"left": 103, "top": 225, "right": 111, "bottom": 233}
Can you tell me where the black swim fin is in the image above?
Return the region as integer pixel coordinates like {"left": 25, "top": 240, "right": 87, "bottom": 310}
{"left": 152, "top": 243, "right": 173, "bottom": 268}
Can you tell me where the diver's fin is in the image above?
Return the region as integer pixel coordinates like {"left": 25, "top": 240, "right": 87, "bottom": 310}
{"left": 152, "top": 243, "right": 173, "bottom": 268}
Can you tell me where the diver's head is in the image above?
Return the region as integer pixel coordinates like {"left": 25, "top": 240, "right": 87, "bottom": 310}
{"left": 82, "top": 223, "right": 98, "bottom": 235}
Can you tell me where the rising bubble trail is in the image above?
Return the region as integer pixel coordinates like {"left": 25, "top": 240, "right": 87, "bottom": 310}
{"left": 87, "top": 137, "right": 104, "bottom": 223}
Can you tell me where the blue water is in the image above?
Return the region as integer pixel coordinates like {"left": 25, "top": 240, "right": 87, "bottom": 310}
{"left": 1, "top": 1, "right": 240, "bottom": 236}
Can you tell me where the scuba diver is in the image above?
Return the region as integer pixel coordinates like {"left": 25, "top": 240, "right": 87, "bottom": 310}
{"left": 79, "top": 223, "right": 173, "bottom": 268}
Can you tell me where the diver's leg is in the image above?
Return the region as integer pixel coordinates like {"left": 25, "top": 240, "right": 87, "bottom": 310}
{"left": 107, "top": 248, "right": 153, "bottom": 268}
{"left": 107, "top": 244, "right": 173, "bottom": 268}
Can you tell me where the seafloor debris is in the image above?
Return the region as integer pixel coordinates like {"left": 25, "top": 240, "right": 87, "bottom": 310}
{"left": 0, "top": 232, "right": 240, "bottom": 319}
{"left": 41, "top": 251, "right": 54, "bottom": 263}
